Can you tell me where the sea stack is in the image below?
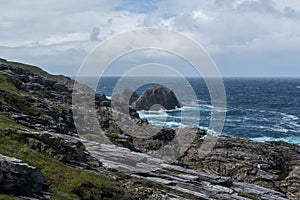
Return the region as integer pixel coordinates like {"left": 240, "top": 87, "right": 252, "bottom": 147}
{"left": 132, "top": 86, "right": 182, "bottom": 111}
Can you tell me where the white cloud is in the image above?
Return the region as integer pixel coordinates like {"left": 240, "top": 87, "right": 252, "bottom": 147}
{"left": 90, "top": 27, "right": 101, "bottom": 41}
{"left": 0, "top": 0, "right": 299, "bottom": 76}
{"left": 138, "top": 0, "right": 300, "bottom": 56}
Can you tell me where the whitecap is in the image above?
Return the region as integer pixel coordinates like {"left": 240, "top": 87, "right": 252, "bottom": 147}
{"left": 280, "top": 112, "right": 299, "bottom": 121}
{"left": 226, "top": 118, "right": 244, "bottom": 123}
{"left": 165, "top": 121, "right": 185, "bottom": 128}
{"left": 137, "top": 110, "right": 168, "bottom": 119}
{"left": 269, "top": 127, "right": 289, "bottom": 133}
{"left": 176, "top": 106, "right": 199, "bottom": 111}
{"left": 250, "top": 136, "right": 300, "bottom": 145}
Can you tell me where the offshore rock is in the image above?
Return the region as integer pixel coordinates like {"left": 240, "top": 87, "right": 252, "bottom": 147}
{"left": 132, "top": 86, "right": 182, "bottom": 111}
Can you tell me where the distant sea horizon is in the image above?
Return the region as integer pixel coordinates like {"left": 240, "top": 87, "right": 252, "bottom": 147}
{"left": 76, "top": 76, "right": 300, "bottom": 145}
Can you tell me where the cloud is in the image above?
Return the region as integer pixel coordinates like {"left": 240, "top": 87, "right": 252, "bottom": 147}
{"left": 138, "top": 0, "right": 300, "bottom": 54}
{"left": 234, "top": 0, "right": 277, "bottom": 13}
{"left": 90, "top": 27, "right": 101, "bottom": 41}
{"left": 0, "top": 0, "right": 299, "bottom": 77}
{"left": 115, "top": 0, "right": 160, "bottom": 13}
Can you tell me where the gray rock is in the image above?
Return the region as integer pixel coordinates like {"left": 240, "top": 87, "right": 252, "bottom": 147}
{"left": 232, "top": 182, "right": 287, "bottom": 200}
{"left": 100, "top": 100, "right": 111, "bottom": 107}
{"left": 0, "top": 58, "right": 298, "bottom": 199}
{"left": 95, "top": 93, "right": 109, "bottom": 107}
{"left": 132, "top": 86, "right": 182, "bottom": 111}
{"left": 53, "top": 82, "right": 68, "bottom": 92}
{"left": 122, "top": 88, "right": 139, "bottom": 105}
{"left": 18, "top": 130, "right": 101, "bottom": 169}
{"left": 0, "top": 154, "right": 44, "bottom": 195}
{"left": 133, "top": 127, "right": 175, "bottom": 151}
{"left": 179, "top": 133, "right": 300, "bottom": 198}
{"left": 84, "top": 140, "right": 288, "bottom": 200}
{"left": 280, "top": 166, "right": 300, "bottom": 200}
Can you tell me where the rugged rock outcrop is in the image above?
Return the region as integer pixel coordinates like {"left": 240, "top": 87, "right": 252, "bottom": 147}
{"left": 132, "top": 86, "right": 182, "bottom": 111}
{"left": 132, "top": 127, "right": 175, "bottom": 151}
{"left": 0, "top": 154, "right": 44, "bottom": 195}
{"left": 19, "top": 130, "right": 101, "bottom": 169}
{"left": 85, "top": 140, "right": 289, "bottom": 200}
{"left": 1, "top": 58, "right": 300, "bottom": 199}
{"left": 0, "top": 59, "right": 77, "bottom": 135}
{"left": 281, "top": 166, "right": 300, "bottom": 199}
{"left": 178, "top": 131, "right": 300, "bottom": 200}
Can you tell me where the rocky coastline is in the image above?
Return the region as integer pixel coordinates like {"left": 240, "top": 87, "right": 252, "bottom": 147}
{"left": 0, "top": 58, "right": 299, "bottom": 199}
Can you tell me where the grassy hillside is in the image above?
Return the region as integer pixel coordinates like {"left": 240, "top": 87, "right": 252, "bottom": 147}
{"left": 0, "top": 61, "right": 125, "bottom": 199}
{"left": 0, "top": 125, "right": 124, "bottom": 199}
{"left": 0, "top": 71, "right": 39, "bottom": 115}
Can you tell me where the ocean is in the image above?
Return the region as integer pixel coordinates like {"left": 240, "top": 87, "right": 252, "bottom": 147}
{"left": 84, "top": 77, "right": 300, "bottom": 145}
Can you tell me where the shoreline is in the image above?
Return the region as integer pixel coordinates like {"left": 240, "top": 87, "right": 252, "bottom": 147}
{"left": 0, "top": 58, "right": 299, "bottom": 199}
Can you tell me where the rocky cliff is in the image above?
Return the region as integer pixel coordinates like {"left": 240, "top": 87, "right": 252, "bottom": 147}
{"left": 0, "top": 58, "right": 299, "bottom": 200}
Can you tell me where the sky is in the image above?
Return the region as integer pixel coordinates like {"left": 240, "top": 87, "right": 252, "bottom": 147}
{"left": 0, "top": 0, "right": 300, "bottom": 77}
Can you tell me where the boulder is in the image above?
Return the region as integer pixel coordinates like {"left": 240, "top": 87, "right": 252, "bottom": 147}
{"left": 132, "top": 86, "right": 182, "bottom": 111}
{"left": 0, "top": 154, "right": 44, "bottom": 195}
{"left": 20, "top": 131, "right": 101, "bottom": 169}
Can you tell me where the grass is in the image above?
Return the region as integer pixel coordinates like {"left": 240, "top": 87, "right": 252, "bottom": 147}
{"left": 2, "top": 59, "right": 70, "bottom": 80}
{"left": 0, "top": 71, "right": 28, "bottom": 108}
{"left": 0, "top": 115, "right": 27, "bottom": 130}
{"left": 0, "top": 71, "right": 24, "bottom": 97}
{"left": 0, "top": 129, "right": 124, "bottom": 199}
{"left": 236, "top": 191, "right": 258, "bottom": 200}
{"left": 0, "top": 58, "right": 7, "bottom": 63}
{"left": 0, "top": 113, "right": 125, "bottom": 199}
{"left": 7, "top": 61, "right": 45, "bottom": 74}
{"left": 105, "top": 132, "right": 120, "bottom": 139}
{"left": 0, "top": 194, "right": 17, "bottom": 200}
{"left": 0, "top": 63, "right": 128, "bottom": 199}
{"left": 0, "top": 71, "right": 44, "bottom": 116}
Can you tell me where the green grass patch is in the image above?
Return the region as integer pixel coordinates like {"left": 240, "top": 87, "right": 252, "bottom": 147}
{"left": 0, "top": 115, "right": 26, "bottom": 130}
{"left": 0, "top": 58, "right": 7, "bottom": 63}
{"left": 0, "top": 193, "right": 17, "bottom": 200}
{"left": 105, "top": 132, "right": 120, "bottom": 139}
{"left": 0, "top": 71, "right": 28, "bottom": 107}
{"left": 0, "top": 72, "right": 44, "bottom": 116}
{"left": 0, "top": 132, "right": 124, "bottom": 199}
{"left": 236, "top": 191, "right": 257, "bottom": 200}
{"left": 0, "top": 71, "right": 23, "bottom": 96}
{"left": 7, "top": 61, "right": 45, "bottom": 74}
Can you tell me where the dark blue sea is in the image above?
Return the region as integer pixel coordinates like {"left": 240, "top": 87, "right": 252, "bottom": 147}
{"left": 83, "top": 77, "right": 300, "bottom": 145}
